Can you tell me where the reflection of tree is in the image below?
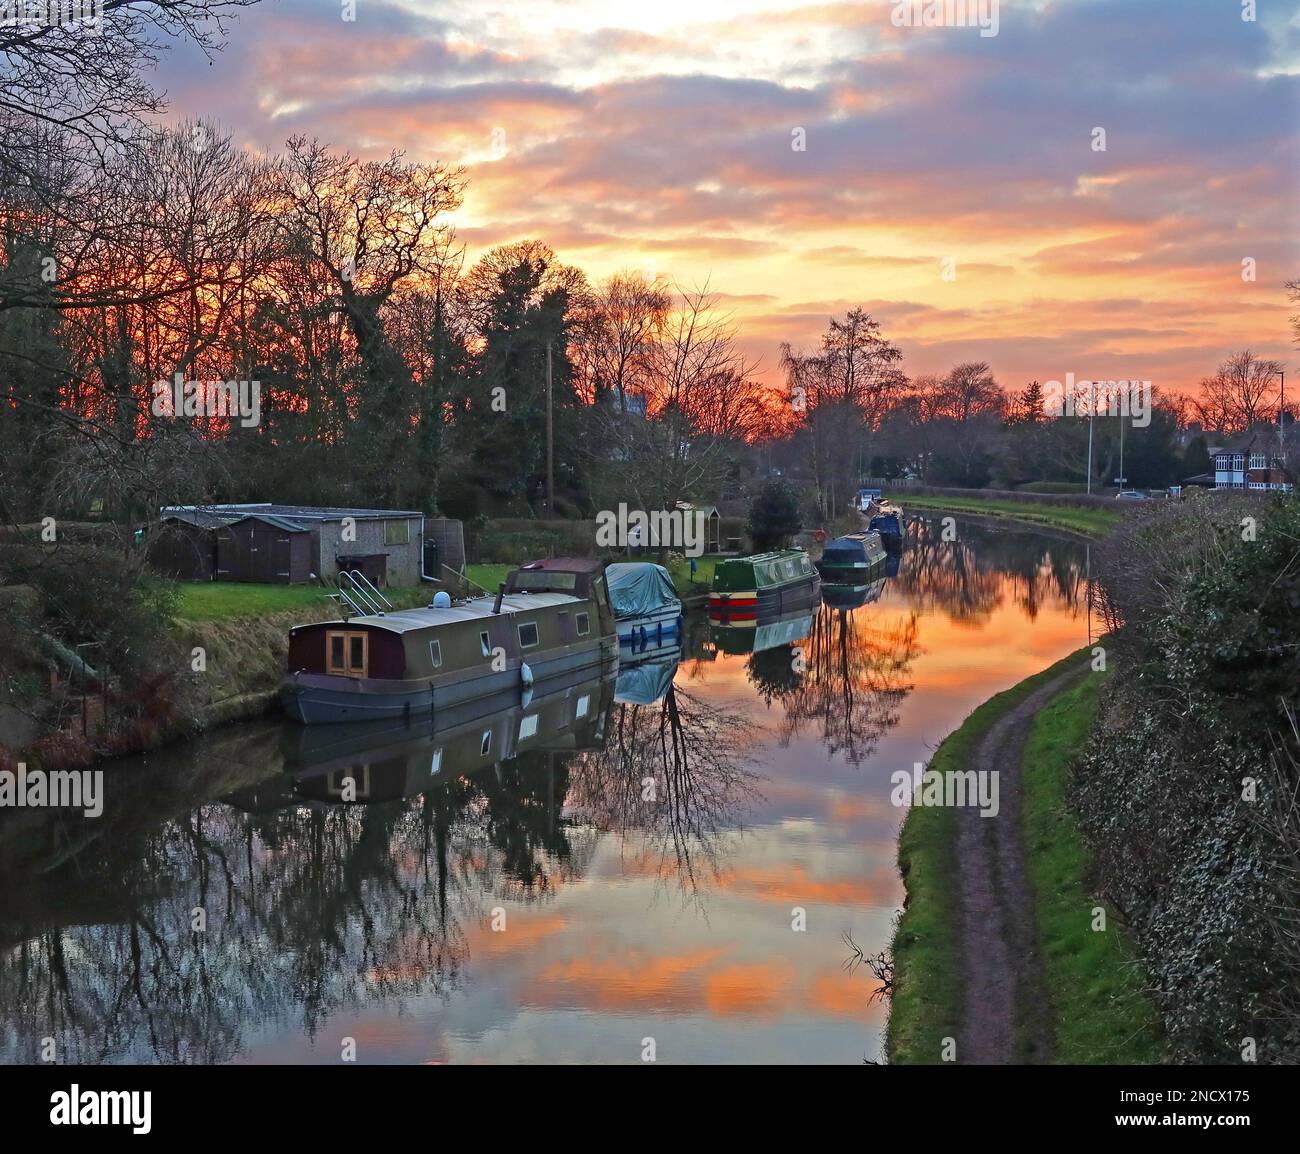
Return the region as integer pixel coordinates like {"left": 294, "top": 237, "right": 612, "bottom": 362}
{"left": 769, "top": 604, "right": 920, "bottom": 767}
{"left": 894, "top": 518, "right": 1086, "bottom": 625}
{"left": 564, "top": 684, "right": 763, "bottom": 897}
{"left": 0, "top": 729, "right": 594, "bottom": 1063}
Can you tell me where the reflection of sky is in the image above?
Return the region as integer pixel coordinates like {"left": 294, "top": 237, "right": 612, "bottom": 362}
{"left": 233, "top": 530, "right": 1089, "bottom": 1065}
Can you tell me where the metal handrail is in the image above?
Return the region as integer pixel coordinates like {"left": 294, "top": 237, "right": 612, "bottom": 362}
{"left": 337, "top": 569, "right": 393, "bottom": 617}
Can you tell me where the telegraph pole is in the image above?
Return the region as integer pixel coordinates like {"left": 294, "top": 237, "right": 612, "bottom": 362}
{"left": 545, "top": 342, "right": 554, "bottom": 515}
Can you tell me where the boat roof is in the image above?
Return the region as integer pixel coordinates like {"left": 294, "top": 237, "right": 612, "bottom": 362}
{"left": 718, "top": 549, "right": 806, "bottom": 567}
{"left": 303, "top": 591, "right": 585, "bottom": 635}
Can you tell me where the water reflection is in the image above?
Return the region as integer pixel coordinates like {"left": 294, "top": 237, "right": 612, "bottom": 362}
{"left": 0, "top": 517, "right": 1090, "bottom": 1064}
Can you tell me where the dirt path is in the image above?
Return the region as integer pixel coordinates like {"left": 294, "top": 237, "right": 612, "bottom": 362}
{"left": 954, "top": 668, "right": 1084, "bottom": 1064}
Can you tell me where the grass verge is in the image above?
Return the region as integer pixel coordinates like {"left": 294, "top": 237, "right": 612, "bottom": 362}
{"left": 901, "top": 494, "right": 1121, "bottom": 538}
{"left": 888, "top": 645, "right": 1095, "bottom": 1064}
{"left": 1021, "top": 671, "right": 1166, "bottom": 1063}
{"left": 174, "top": 581, "right": 431, "bottom": 622}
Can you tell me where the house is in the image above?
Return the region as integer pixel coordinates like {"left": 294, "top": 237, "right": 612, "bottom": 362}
{"left": 157, "top": 504, "right": 430, "bottom": 586}
{"left": 1208, "top": 433, "right": 1292, "bottom": 493}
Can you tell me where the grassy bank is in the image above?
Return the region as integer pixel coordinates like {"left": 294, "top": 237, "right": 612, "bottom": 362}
{"left": 901, "top": 494, "right": 1121, "bottom": 538}
{"left": 1020, "top": 672, "right": 1166, "bottom": 1062}
{"left": 887, "top": 645, "right": 1161, "bottom": 1063}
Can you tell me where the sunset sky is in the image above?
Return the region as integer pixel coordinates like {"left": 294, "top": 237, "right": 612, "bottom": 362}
{"left": 159, "top": 0, "right": 1299, "bottom": 394}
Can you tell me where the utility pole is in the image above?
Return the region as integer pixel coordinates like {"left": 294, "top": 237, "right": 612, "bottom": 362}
{"left": 546, "top": 341, "right": 554, "bottom": 516}
{"left": 1086, "top": 380, "right": 1095, "bottom": 496}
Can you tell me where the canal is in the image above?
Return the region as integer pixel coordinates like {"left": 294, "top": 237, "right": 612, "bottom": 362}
{"left": 0, "top": 517, "right": 1092, "bottom": 1064}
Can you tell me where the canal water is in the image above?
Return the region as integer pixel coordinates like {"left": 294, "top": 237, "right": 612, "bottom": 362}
{"left": 0, "top": 517, "right": 1091, "bottom": 1064}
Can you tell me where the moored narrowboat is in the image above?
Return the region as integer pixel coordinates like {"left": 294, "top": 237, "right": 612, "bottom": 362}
{"left": 815, "top": 530, "right": 887, "bottom": 581}
{"left": 868, "top": 502, "right": 904, "bottom": 550}
{"left": 605, "top": 561, "right": 683, "bottom": 651}
{"left": 708, "top": 549, "right": 820, "bottom": 621}
{"left": 281, "top": 558, "right": 618, "bottom": 724}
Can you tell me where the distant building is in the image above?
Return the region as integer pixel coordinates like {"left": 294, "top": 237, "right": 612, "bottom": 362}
{"left": 1208, "top": 433, "right": 1293, "bottom": 492}
{"left": 156, "top": 504, "right": 431, "bottom": 585}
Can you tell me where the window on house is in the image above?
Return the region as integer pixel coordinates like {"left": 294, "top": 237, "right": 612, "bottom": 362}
{"left": 518, "top": 622, "right": 539, "bottom": 649}
{"left": 1249, "top": 453, "right": 1266, "bottom": 469}
{"left": 384, "top": 519, "right": 410, "bottom": 546}
{"left": 576, "top": 612, "right": 590, "bottom": 636}
{"left": 429, "top": 640, "right": 442, "bottom": 668}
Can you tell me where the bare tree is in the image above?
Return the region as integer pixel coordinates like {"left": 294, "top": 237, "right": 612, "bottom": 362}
{"left": 1195, "top": 349, "right": 1284, "bottom": 433}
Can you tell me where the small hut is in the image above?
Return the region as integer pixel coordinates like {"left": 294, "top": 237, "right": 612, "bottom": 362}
{"left": 215, "top": 514, "right": 313, "bottom": 584}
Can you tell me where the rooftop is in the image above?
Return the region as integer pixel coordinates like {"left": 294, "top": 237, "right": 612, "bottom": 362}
{"left": 162, "top": 503, "right": 422, "bottom": 522}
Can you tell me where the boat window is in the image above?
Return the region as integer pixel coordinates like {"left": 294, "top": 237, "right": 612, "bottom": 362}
{"left": 576, "top": 694, "right": 590, "bottom": 719}
{"left": 327, "top": 630, "right": 368, "bottom": 678}
{"left": 518, "top": 621, "right": 539, "bottom": 649}
{"left": 479, "top": 630, "right": 491, "bottom": 657}
{"left": 428, "top": 639, "right": 442, "bottom": 668}
{"left": 519, "top": 714, "right": 539, "bottom": 740}
{"left": 576, "top": 611, "right": 590, "bottom": 636}
{"left": 480, "top": 729, "right": 492, "bottom": 756}
{"left": 430, "top": 748, "right": 443, "bottom": 776}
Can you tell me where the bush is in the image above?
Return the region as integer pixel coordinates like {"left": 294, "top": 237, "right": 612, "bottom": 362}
{"left": 1079, "top": 491, "right": 1300, "bottom": 1061}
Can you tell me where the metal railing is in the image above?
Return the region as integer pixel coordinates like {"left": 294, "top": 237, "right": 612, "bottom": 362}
{"left": 334, "top": 569, "right": 394, "bottom": 617}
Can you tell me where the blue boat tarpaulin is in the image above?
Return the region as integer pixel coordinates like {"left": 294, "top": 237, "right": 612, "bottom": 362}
{"left": 605, "top": 562, "right": 680, "bottom": 618}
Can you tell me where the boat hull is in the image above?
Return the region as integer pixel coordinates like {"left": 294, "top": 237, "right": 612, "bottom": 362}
{"left": 282, "top": 635, "right": 618, "bottom": 724}
{"left": 616, "top": 604, "right": 683, "bottom": 650}
{"left": 708, "top": 575, "right": 820, "bottom": 622}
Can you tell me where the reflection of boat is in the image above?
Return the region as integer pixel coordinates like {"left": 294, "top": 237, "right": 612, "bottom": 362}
{"left": 263, "top": 667, "right": 615, "bottom": 805}
{"left": 816, "top": 531, "right": 887, "bottom": 580}
{"left": 868, "top": 503, "right": 904, "bottom": 551}
{"left": 615, "top": 655, "right": 678, "bottom": 705}
{"left": 885, "top": 552, "right": 901, "bottom": 578}
{"left": 711, "top": 608, "right": 814, "bottom": 655}
{"left": 708, "top": 550, "right": 820, "bottom": 621}
{"left": 281, "top": 558, "right": 617, "bottom": 724}
{"left": 605, "top": 561, "right": 683, "bottom": 650}
{"left": 819, "top": 576, "right": 888, "bottom": 610}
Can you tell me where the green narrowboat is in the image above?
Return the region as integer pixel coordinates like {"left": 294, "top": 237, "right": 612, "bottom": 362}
{"left": 708, "top": 549, "right": 820, "bottom": 622}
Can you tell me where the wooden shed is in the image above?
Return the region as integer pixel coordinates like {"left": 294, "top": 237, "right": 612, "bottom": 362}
{"left": 215, "top": 514, "right": 313, "bottom": 584}
{"left": 147, "top": 510, "right": 225, "bottom": 580}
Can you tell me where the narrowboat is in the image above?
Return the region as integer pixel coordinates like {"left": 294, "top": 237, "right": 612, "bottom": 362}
{"left": 270, "top": 668, "right": 615, "bottom": 805}
{"left": 281, "top": 558, "right": 618, "bottom": 725}
{"left": 708, "top": 549, "right": 820, "bottom": 622}
{"left": 605, "top": 561, "right": 683, "bottom": 651}
{"left": 615, "top": 654, "right": 679, "bottom": 706}
{"left": 868, "top": 502, "right": 904, "bottom": 550}
{"left": 815, "top": 530, "right": 887, "bottom": 581}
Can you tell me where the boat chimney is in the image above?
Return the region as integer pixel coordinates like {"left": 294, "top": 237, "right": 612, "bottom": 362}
{"left": 492, "top": 583, "right": 505, "bottom": 615}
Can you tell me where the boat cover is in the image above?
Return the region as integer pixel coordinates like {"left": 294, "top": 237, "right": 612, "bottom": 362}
{"left": 605, "top": 562, "right": 680, "bottom": 619}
